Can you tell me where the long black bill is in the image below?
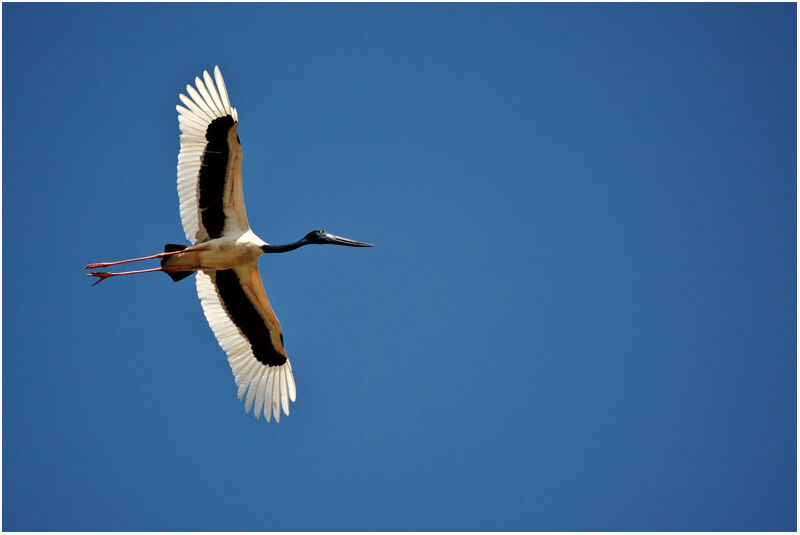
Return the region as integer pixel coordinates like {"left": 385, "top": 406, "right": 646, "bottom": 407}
{"left": 322, "top": 233, "right": 374, "bottom": 247}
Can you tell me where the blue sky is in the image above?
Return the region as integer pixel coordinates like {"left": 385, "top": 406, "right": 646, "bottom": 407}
{"left": 2, "top": 3, "right": 796, "bottom": 531}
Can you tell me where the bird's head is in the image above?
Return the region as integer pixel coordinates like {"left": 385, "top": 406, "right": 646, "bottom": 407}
{"left": 304, "top": 229, "right": 374, "bottom": 247}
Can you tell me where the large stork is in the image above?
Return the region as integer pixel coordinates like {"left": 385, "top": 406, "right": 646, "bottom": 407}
{"left": 86, "top": 66, "right": 372, "bottom": 422}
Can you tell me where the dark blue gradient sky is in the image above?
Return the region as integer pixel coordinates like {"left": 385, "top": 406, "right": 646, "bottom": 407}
{"left": 3, "top": 3, "right": 796, "bottom": 531}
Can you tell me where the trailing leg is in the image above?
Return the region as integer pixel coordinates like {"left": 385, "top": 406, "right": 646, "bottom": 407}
{"left": 86, "top": 265, "right": 199, "bottom": 286}
{"left": 85, "top": 247, "right": 195, "bottom": 270}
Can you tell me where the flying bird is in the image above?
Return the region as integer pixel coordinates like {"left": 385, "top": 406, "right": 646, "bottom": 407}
{"left": 86, "top": 66, "right": 373, "bottom": 422}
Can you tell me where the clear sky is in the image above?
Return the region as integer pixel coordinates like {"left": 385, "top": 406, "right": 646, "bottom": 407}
{"left": 2, "top": 3, "right": 796, "bottom": 531}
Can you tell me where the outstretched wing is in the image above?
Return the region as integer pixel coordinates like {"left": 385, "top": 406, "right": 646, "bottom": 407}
{"left": 196, "top": 264, "right": 296, "bottom": 422}
{"left": 176, "top": 66, "right": 249, "bottom": 244}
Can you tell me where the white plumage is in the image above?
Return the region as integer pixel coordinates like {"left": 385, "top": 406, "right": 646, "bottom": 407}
{"left": 176, "top": 67, "right": 243, "bottom": 245}
{"left": 197, "top": 268, "right": 294, "bottom": 421}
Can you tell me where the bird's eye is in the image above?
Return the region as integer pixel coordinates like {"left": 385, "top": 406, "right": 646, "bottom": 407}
{"left": 318, "top": 230, "right": 324, "bottom": 235}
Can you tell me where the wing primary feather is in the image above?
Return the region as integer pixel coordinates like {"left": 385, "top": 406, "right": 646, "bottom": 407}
{"left": 203, "top": 70, "right": 226, "bottom": 114}
{"left": 265, "top": 369, "right": 275, "bottom": 422}
{"left": 179, "top": 92, "right": 214, "bottom": 122}
{"left": 194, "top": 76, "right": 221, "bottom": 115}
{"left": 244, "top": 366, "right": 264, "bottom": 413}
{"left": 214, "top": 66, "right": 232, "bottom": 114}
{"left": 254, "top": 367, "right": 270, "bottom": 418}
{"left": 186, "top": 85, "right": 214, "bottom": 116}
{"left": 280, "top": 367, "right": 290, "bottom": 416}
{"left": 178, "top": 113, "right": 208, "bottom": 130}
{"left": 272, "top": 371, "right": 281, "bottom": 422}
{"left": 264, "top": 368, "right": 275, "bottom": 420}
{"left": 286, "top": 365, "right": 297, "bottom": 401}
{"left": 237, "top": 359, "right": 259, "bottom": 400}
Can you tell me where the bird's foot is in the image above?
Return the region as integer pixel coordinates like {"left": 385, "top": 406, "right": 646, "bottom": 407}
{"left": 86, "top": 272, "right": 115, "bottom": 286}
{"left": 85, "top": 262, "right": 113, "bottom": 269}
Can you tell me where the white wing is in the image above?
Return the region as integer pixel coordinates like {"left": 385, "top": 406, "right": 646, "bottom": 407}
{"left": 196, "top": 265, "right": 296, "bottom": 422}
{"left": 176, "top": 66, "right": 249, "bottom": 244}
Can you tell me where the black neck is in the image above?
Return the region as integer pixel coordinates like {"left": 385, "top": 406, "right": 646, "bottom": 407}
{"left": 261, "top": 239, "right": 310, "bottom": 254}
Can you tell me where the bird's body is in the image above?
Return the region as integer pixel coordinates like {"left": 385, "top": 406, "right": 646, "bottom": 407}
{"left": 165, "top": 230, "right": 267, "bottom": 271}
{"left": 86, "top": 66, "right": 372, "bottom": 422}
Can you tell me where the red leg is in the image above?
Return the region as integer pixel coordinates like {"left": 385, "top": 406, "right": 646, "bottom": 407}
{"left": 86, "top": 265, "right": 199, "bottom": 286}
{"left": 84, "top": 247, "right": 205, "bottom": 269}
